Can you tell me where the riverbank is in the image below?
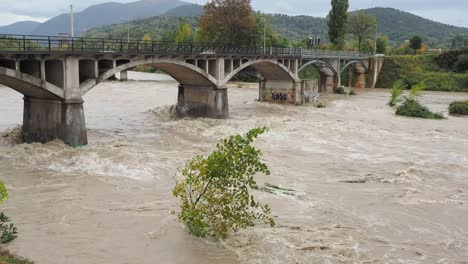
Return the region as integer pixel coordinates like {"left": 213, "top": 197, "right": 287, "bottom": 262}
{"left": 375, "top": 55, "right": 468, "bottom": 92}
{"left": 0, "top": 73, "right": 467, "bottom": 263}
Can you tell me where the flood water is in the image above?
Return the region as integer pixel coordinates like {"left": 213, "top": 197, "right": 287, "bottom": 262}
{"left": 1, "top": 72, "right": 468, "bottom": 263}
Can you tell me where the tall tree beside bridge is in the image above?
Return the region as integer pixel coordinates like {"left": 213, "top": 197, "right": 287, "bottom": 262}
{"left": 348, "top": 11, "right": 377, "bottom": 52}
{"left": 327, "top": 0, "right": 349, "bottom": 48}
{"left": 198, "top": 0, "right": 256, "bottom": 46}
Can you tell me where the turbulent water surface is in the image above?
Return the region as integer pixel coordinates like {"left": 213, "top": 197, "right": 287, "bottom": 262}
{"left": 1, "top": 72, "right": 468, "bottom": 264}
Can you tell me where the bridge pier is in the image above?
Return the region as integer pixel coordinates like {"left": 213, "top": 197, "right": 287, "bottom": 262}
{"left": 22, "top": 97, "right": 87, "bottom": 147}
{"left": 177, "top": 84, "right": 229, "bottom": 119}
{"left": 120, "top": 70, "right": 128, "bottom": 81}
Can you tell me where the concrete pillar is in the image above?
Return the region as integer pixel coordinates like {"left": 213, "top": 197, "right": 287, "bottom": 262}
{"left": 120, "top": 70, "right": 128, "bottom": 81}
{"left": 177, "top": 84, "right": 229, "bottom": 119}
{"left": 61, "top": 100, "right": 87, "bottom": 147}
{"left": 357, "top": 73, "right": 366, "bottom": 88}
{"left": 22, "top": 97, "right": 87, "bottom": 146}
{"left": 23, "top": 97, "right": 62, "bottom": 143}
{"left": 325, "top": 75, "right": 336, "bottom": 92}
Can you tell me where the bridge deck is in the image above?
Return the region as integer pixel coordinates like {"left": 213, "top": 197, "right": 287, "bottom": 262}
{"left": 0, "top": 34, "right": 372, "bottom": 59}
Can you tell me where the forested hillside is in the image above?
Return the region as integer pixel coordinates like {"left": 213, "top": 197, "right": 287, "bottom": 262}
{"left": 84, "top": 5, "right": 468, "bottom": 48}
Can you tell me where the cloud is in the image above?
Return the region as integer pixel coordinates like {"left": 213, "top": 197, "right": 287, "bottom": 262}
{"left": 0, "top": 0, "right": 467, "bottom": 27}
{"left": 0, "top": 12, "right": 48, "bottom": 26}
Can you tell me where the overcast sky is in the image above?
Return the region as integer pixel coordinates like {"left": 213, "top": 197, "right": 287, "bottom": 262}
{"left": 1, "top": 0, "right": 467, "bottom": 28}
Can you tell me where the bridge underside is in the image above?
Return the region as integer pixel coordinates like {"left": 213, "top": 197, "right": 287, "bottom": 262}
{"left": 0, "top": 51, "right": 383, "bottom": 146}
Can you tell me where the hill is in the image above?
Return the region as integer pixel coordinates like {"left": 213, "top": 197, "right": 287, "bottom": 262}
{"left": 162, "top": 4, "right": 203, "bottom": 17}
{"left": 362, "top": 8, "right": 468, "bottom": 47}
{"left": 83, "top": 6, "right": 468, "bottom": 48}
{"left": 0, "top": 21, "right": 41, "bottom": 35}
{"left": 30, "top": 0, "right": 188, "bottom": 36}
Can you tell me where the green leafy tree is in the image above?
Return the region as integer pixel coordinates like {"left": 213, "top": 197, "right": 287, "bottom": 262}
{"left": 173, "top": 127, "right": 275, "bottom": 239}
{"left": 347, "top": 11, "right": 376, "bottom": 52}
{"left": 0, "top": 181, "right": 17, "bottom": 243}
{"left": 199, "top": 0, "right": 256, "bottom": 45}
{"left": 327, "top": 0, "right": 349, "bottom": 48}
{"left": 175, "top": 23, "right": 194, "bottom": 43}
{"left": 142, "top": 33, "right": 152, "bottom": 43}
{"left": 376, "top": 34, "right": 388, "bottom": 54}
{"left": 409, "top": 35, "right": 423, "bottom": 54}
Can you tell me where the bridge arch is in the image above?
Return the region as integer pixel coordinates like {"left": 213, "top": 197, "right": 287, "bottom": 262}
{"left": 221, "top": 59, "right": 299, "bottom": 86}
{"left": 0, "top": 66, "right": 64, "bottom": 99}
{"left": 340, "top": 60, "right": 369, "bottom": 74}
{"left": 81, "top": 58, "right": 219, "bottom": 96}
{"left": 298, "top": 60, "right": 338, "bottom": 75}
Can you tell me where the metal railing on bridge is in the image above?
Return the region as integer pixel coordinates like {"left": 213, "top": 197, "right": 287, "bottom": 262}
{"left": 0, "top": 34, "right": 372, "bottom": 59}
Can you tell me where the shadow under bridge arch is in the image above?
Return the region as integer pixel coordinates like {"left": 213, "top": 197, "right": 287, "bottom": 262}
{"left": 340, "top": 60, "right": 369, "bottom": 74}
{"left": 81, "top": 58, "right": 219, "bottom": 96}
{"left": 298, "top": 60, "right": 338, "bottom": 76}
{"left": 221, "top": 59, "right": 299, "bottom": 86}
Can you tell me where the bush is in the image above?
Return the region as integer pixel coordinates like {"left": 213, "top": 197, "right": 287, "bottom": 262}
{"left": 0, "top": 181, "right": 17, "bottom": 244}
{"left": 349, "top": 89, "right": 357, "bottom": 96}
{"left": 334, "top": 86, "right": 347, "bottom": 94}
{"left": 455, "top": 54, "right": 468, "bottom": 73}
{"left": 389, "top": 86, "right": 404, "bottom": 107}
{"left": 0, "top": 213, "right": 17, "bottom": 243}
{"left": 396, "top": 98, "right": 444, "bottom": 119}
{"left": 173, "top": 127, "right": 275, "bottom": 239}
{"left": 315, "top": 100, "right": 327, "bottom": 108}
{"left": 449, "top": 101, "right": 468, "bottom": 116}
{"left": 0, "top": 247, "right": 34, "bottom": 264}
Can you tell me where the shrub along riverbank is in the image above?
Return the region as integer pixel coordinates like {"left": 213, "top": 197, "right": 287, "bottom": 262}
{"left": 376, "top": 54, "right": 468, "bottom": 92}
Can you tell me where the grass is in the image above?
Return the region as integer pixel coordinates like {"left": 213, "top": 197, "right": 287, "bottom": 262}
{"left": 0, "top": 247, "right": 33, "bottom": 264}
{"left": 449, "top": 100, "right": 468, "bottom": 116}
{"left": 396, "top": 98, "right": 444, "bottom": 119}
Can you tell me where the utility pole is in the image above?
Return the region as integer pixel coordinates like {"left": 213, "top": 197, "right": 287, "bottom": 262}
{"left": 263, "top": 17, "right": 267, "bottom": 53}
{"left": 70, "top": 4, "right": 74, "bottom": 37}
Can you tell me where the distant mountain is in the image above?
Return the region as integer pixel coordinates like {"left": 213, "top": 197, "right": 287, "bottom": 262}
{"left": 84, "top": 6, "right": 468, "bottom": 47}
{"left": 163, "top": 4, "right": 203, "bottom": 17}
{"left": 31, "top": 0, "right": 188, "bottom": 36}
{"left": 0, "top": 21, "right": 41, "bottom": 35}
{"left": 361, "top": 8, "right": 468, "bottom": 47}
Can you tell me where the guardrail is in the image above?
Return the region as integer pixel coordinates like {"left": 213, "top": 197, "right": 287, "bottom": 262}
{"left": 0, "top": 34, "right": 372, "bottom": 58}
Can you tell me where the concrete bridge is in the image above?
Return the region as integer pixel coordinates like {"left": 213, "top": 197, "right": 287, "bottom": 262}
{"left": 0, "top": 34, "right": 384, "bottom": 146}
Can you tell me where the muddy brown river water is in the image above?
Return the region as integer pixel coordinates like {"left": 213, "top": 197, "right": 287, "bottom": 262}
{"left": 0, "top": 72, "right": 468, "bottom": 264}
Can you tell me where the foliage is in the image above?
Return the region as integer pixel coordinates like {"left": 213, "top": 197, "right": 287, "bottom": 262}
{"left": 376, "top": 35, "right": 388, "bottom": 54}
{"left": 449, "top": 100, "right": 468, "bottom": 116}
{"left": 433, "top": 48, "right": 468, "bottom": 70}
{"left": 409, "top": 35, "right": 423, "bottom": 54}
{"left": 0, "top": 213, "right": 17, "bottom": 244}
{"left": 455, "top": 54, "right": 468, "bottom": 73}
{"left": 0, "top": 247, "right": 34, "bottom": 264}
{"left": 347, "top": 11, "right": 376, "bottom": 52}
{"left": 396, "top": 98, "right": 444, "bottom": 119}
{"left": 315, "top": 100, "right": 327, "bottom": 108}
{"left": 142, "top": 34, "right": 152, "bottom": 43}
{"left": 175, "top": 23, "right": 194, "bottom": 43}
{"left": 198, "top": 0, "right": 256, "bottom": 45}
{"left": 375, "top": 55, "right": 468, "bottom": 92}
{"left": 349, "top": 89, "right": 357, "bottom": 96}
{"left": 327, "top": 0, "right": 349, "bottom": 48}
{"left": 0, "top": 183, "right": 17, "bottom": 244}
{"left": 389, "top": 86, "right": 404, "bottom": 107}
{"left": 334, "top": 86, "right": 347, "bottom": 94}
{"left": 173, "top": 127, "right": 274, "bottom": 239}
{"left": 0, "top": 182, "right": 7, "bottom": 204}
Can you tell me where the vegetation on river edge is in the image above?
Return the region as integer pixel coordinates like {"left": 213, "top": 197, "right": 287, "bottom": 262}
{"left": 0, "top": 247, "right": 33, "bottom": 264}
{"left": 449, "top": 101, "right": 468, "bottom": 116}
{"left": 173, "top": 127, "right": 274, "bottom": 239}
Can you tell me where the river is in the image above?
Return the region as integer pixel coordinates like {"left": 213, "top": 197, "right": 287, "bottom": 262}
{"left": 1, "top": 71, "right": 468, "bottom": 263}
